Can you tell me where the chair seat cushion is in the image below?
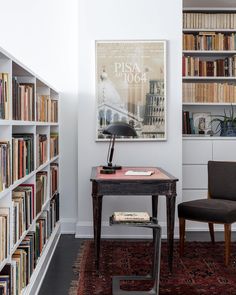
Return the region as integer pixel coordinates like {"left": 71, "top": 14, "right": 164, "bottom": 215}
{"left": 178, "top": 199, "right": 236, "bottom": 223}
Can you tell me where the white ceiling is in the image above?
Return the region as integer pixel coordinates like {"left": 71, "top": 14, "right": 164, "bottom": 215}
{"left": 183, "top": 0, "right": 236, "bottom": 8}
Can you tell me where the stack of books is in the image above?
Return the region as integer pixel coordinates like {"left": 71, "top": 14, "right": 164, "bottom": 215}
{"left": 12, "top": 185, "right": 35, "bottom": 245}
{"left": 0, "top": 73, "right": 9, "bottom": 120}
{"left": 0, "top": 208, "right": 10, "bottom": 263}
{"left": 50, "top": 133, "right": 59, "bottom": 159}
{"left": 36, "top": 96, "right": 58, "bottom": 122}
{"left": 12, "top": 78, "right": 35, "bottom": 121}
{"left": 50, "top": 194, "right": 60, "bottom": 231}
{"left": 12, "top": 134, "right": 34, "bottom": 182}
{"left": 0, "top": 142, "right": 11, "bottom": 192}
{"left": 112, "top": 212, "right": 150, "bottom": 222}
{"left": 50, "top": 163, "right": 58, "bottom": 197}
{"left": 36, "top": 134, "right": 48, "bottom": 168}
{"left": 36, "top": 172, "right": 48, "bottom": 215}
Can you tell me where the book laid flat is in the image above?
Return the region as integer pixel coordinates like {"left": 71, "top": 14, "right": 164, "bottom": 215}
{"left": 125, "top": 170, "right": 154, "bottom": 176}
{"left": 113, "top": 212, "right": 150, "bottom": 222}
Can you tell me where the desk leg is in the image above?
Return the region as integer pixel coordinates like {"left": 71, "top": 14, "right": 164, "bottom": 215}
{"left": 92, "top": 194, "right": 103, "bottom": 270}
{"left": 166, "top": 195, "right": 176, "bottom": 272}
{"left": 152, "top": 195, "right": 159, "bottom": 241}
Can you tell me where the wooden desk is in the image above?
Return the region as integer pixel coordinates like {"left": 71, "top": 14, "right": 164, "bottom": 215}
{"left": 90, "top": 166, "right": 178, "bottom": 272}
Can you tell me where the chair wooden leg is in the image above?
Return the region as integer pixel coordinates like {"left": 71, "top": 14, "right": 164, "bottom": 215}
{"left": 208, "top": 222, "right": 215, "bottom": 244}
{"left": 179, "top": 218, "right": 185, "bottom": 257}
{"left": 224, "top": 224, "right": 231, "bottom": 266}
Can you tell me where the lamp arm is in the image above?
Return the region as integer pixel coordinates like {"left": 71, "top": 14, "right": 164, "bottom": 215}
{"left": 108, "top": 135, "right": 116, "bottom": 166}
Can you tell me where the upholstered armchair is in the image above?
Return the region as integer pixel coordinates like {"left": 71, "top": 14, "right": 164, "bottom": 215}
{"left": 178, "top": 161, "right": 236, "bottom": 266}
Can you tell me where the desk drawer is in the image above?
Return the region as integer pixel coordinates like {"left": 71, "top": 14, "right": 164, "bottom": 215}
{"left": 96, "top": 182, "right": 176, "bottom": 196}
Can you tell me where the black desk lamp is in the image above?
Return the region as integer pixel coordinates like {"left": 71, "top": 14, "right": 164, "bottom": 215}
{"left": 101, "top": 122, "right": 137, "bottom": 174}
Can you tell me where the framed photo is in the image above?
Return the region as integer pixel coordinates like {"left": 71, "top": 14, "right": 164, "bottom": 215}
{"left": 95, "top": 40, "right": 167, "bottom": 141}
{"left": 192, "top": 112, "right": 212, "bottom": 135}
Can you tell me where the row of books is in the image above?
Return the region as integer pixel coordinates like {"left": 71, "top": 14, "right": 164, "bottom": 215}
{"left": 0, "top": 142, "right": 11, "bottom": 192}
{"left": 50, "top": 133, "right": 59, "bottom": 159}
{"left": 0, "top": 74, "right": 58, "bottom": 122}
{"left": 0, "top": 192, "right": 59, "bottom": 294}
{"left": 0, "top": 208, "right": 9, "bottom": 263}
{"left": 183, "top": 32, "right": 236, "bottom": 51}
{"left": 36, "top": 96, "right": 58, "bottom": 123}
{"left": 36, "top": 134, "right": 48, "bottom": 168}
{"left": 50, "top": 163, "right": 58, "bottom": 197}
{"left": 183, "top": 55, "right": 236, "bottom": 77}
{"left": 183, "top": 12, "right": 236, "bottom": 29}
{"left": 12, "top": 134, "right": 34, "bottom": 183}
{"left": 36, "top": 172, "right": 47, "bottom": 216}
{"left": 0, "top": 74, "right": 9, "bottom": 120}
{"left": 12, "top": 78, "right": 35, "bottom": 121}
{"left": 183, "top": 82, "right": 236, "bottom": 103}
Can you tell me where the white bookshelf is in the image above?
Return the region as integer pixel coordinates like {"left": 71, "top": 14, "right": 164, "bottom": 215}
{"left": 182, "top": 5, "right": 236, "bottom": 207}
{"left": 0, "top": 47, "right": 60, "bottom": 294}
{"left": 183, "top": 6, "right": 236, "bottom": 133}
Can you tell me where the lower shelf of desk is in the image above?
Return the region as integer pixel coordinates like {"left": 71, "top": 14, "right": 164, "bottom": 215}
{"left": 109, "top": 217, "right": 159, "bottom": 228}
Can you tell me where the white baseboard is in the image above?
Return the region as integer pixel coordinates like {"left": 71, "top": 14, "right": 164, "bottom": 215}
{"left": 60, "top": 218, "right": 77, "bottom": 233}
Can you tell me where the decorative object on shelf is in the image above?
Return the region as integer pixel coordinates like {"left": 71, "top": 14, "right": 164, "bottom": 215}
{"left": 95, "top": 40, "right": 167, "bottom": 141}
{"left": 211, "top": 105, "right": 236, "bottom": 136}
{"left": 101, "top": 122, "right": 137, "bottom": 174}
{"left": 192, "top": 112, "right": 212, "bottom": 135}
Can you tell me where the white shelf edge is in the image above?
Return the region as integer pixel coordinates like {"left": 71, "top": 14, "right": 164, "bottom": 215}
{"left": 22, "top": 222, "right": 61, "bottom": 295}
{"left": 183, "top": 136, "right": 236, "bottom": 140}
{"left": 0, "top": 256, "right": 11, "bottom": 272}
{"left": 183, "top": 8, "right": 236, "bottom": 12}
{"left": 183, "top": 102, "right": 236, "bottom": 105}
{"left": 183, "top": 28, "right": 236, "bottom": 32}
{"left": 183, "top": 50, "right": 236, "bottom": 54}
{"left": 183, "top": 76, "right": 236, "bottom": 80}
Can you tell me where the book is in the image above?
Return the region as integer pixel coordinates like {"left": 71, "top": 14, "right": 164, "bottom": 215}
{"left": 113, "top": 212, "right": 150, "bottom": 222}
{"left": 125, "top": 170, "right": 154, "bottom": 176}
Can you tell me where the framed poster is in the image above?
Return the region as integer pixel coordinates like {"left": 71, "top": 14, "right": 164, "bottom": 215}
{"left": 95, "top": 40, "right": 167, "bottom": 141}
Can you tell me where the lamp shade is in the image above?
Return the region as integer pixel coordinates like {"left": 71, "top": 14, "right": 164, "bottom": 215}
{"left": 103, "top": 122, "right": 137, "bottom": 137}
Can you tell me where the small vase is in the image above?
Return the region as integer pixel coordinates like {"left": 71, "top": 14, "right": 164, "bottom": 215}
{"left": 220, "top": 122, "right": 236, "bottom": 137}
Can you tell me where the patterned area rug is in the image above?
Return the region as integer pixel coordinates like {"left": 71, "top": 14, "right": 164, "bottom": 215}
{"left": 69, "top": 240, "right": 236, "bottom": 295}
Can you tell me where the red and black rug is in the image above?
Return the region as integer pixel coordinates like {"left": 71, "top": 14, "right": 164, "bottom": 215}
{"left": 69, "top": 240, "right": 236, "bottom": 295}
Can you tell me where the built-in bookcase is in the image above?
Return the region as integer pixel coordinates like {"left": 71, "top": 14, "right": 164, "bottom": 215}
{"left": 0, "top": 47, "right": 60, "bottom": 295}
{"left": 182, "top": 8, "right": 236, "bottom": 137}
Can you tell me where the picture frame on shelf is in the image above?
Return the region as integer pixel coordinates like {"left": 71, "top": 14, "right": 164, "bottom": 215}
{"left": 95, "top": 40, "right": 167, "bottom": 141}
{"left": 192, "top": 112, "right": 212, "bottom": 135}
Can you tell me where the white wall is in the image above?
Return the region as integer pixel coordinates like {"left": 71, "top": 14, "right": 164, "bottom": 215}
{"left": 77, "top": 0, "right": 183, "bottom": 238}
{"left": 0, "top": 0, "right": 79, "bottom": 232}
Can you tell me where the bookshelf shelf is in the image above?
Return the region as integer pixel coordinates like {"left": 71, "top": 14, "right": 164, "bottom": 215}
{"left": 0, "top": 46, "right": 60, "bottom": 295}
{"left": 183, "top": 102, "right": 236, "bottom": 106}
{"left": 183, "top": 50, "right": 236, "bottom": 55}
{"left": 183, "top": 28, "right": 236, "bottom": 32}
{"left": 183, "top": 76, "right": 236, "bottom": 80}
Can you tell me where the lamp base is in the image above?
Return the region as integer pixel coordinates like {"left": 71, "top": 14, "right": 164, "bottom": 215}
{"left": 100, "top": 168, "right": 116, "bottom": 174}
{"left": 102, "top": 165, "right": 122, "bottom": 170}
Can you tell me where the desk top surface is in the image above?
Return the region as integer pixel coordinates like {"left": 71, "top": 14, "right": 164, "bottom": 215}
{"left": 90, "top": 166, "right": 178, "bottom": 182}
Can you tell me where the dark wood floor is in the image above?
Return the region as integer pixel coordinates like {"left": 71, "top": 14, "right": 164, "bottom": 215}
{"left": 39, "top": 235, "right": 83, "bottom": 295}
{"left": 39, "top": 232, "right": 236, "bottom": 295}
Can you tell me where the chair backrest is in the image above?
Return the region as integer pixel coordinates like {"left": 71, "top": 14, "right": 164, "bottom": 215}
{"left": 208, "top": 161, "right": 236, "bottom": 201}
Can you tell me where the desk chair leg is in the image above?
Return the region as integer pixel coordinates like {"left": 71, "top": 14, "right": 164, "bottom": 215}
{"left": 224, "top": 224, "right": 231, "bottom": 266}
{"left": 179, "top": 218, "right": 185, "bottom": 257}
{"left": 208, "top": 223, "right": 215, "bottom": 244}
